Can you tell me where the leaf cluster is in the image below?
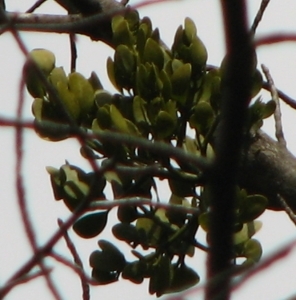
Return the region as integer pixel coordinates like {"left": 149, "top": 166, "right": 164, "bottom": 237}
{"left": 24, "top": 9, "right": 275, "bottom": 297}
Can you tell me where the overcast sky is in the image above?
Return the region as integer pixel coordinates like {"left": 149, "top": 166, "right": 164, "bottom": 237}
{"left": 1, "top": 1, "right": 296, "bottom": 299}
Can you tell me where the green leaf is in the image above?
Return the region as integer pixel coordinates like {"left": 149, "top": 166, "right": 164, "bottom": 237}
{"left": 242, "top": 239, "right": 262, "bottom": 264}
{"left": 172, "top": 25, "right": 183, "bottom": 54}
{"left": 143, "top": 38, "right": 164, "bottom": 70}
{"left": 107, "top": 57, "right": 121, "bottom": 92}
{"left": 27, "top": 48, "right": 56, "bottom": 74}
{"left": 251, "top": 69, "right": 263, "bottom": 98}
{"left": 94, "top": 90, "right": 112, "bottom": 107}
{"left": 168, "top": 178, "right": 194, "bottom": 197}
{"left": 96, "top": 105, "right": 112, "bottom": 129}
{"left": 189, "top": 101, "right": 214, "bottom": 134}
{"left": 46, "top": 166, "right": 64, "bottom": 200}
{"left": 88, "top": 71, "right": 103, "bottom": 91}
{"left": 171, "top": 63, "right": 191, "bottom": 101}
{"left": 136, "top": 63, "right": 163, "bottom": 100}
{"left": 24, "top": 49, "right": 56, "bottom": 98}
{"left": 114, "top": 45, "right": 137, "bottom": 90}
{"left": 263, "top": 100, "right": 276, "bottom": 118}
{"left": 184, "top": 17, "right": 197, "bottom": 44}
{"left": 233, "top": 221, "right": 262, "bottom": 245}
{"left": 112, "top": 223, "right": 140, "bottom": 245}
{"left": 149, "top": 255, "right": 173, "bottom": 297}
{"left": 198, "top": 212, "right": 211, "bottom": 232}
{"left": 159, "top": 70, "right": 172, "bottom": 100}
{"left": 112, "top": 17, "right": 135, "bottom": 47}
{"left": 68, "top": 72, "right": 94, "bottom": 114}
{"left": 137, "top": 22, "right": 152, "bottom": 57}
{"left": 239, "top": 194, "right": 268, "bottom": 223}
{"left": 91, "top": 268, "right": 118, "bottom": 285}
{"left": 90, "top": 240, "right": 126, "bottom": 272}
{"left": 154, "top": 110, "right": 176, "bottom": 139}
{"left": 124, "top": 9, "right": 140, "bottom": 33}
{"left": 182, "top": 136, "right": 199, "bottom": 155}
{"left": 48, "top": 67, "right": 68, "bottom": 88}
{"left": 122, "top": 261, "right": 146, "bottom": 284}
{"left": 189, "top": 36, "right": 208, "bottom": 71}
{"left": 61, "top": 163, "right": 89, "bottom": 200}
{"left": 166, "top": 263, "right": 200, "bottom": 294}
{"left": 110, "top": 104, "right": 130, "bottom": 133}
{"left": 133, "top": 95, "right": 149, "bottom": 125}
{"left": 56, "top": 81, "right": 80, "bottom": 120}
{"left": 73, "top": 211, "right": 109, "bottom": 238}
{"left": 117, "top": 205, "right": 139, "bottom": 223}
{"left": 166, "top": 193, "right": 187, "bottom": 226}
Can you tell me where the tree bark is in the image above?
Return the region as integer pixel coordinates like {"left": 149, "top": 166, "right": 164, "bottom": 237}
{"left": 240, "top": 130, "right": 296, "bottom": 211}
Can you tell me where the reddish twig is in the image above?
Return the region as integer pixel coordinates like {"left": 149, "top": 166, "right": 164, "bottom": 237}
{"left": 0, "top": 268, "right": 53, "bottom": 294}
{"left": 232, "top": 238, "right": 296, "bottom": 292}
{"left": 50, "top": 252, "right": 99, "bottom": 285}
{"left": 58, "top": 219, "right": 90, "bottom": 300}
{"left": 13, "top": 28, "right": 63, "bottom": 300}
{"left": 255, "top": 33, "right": 296, "bottom": 47}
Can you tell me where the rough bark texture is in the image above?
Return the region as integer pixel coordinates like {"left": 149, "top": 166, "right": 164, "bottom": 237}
{"left": 241, "top": 130, "right": 296, "bottom": 211}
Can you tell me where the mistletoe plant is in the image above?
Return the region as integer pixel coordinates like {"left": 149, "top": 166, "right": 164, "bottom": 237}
{"left": 24, "top": 8, "right": 275, "bottom": 297}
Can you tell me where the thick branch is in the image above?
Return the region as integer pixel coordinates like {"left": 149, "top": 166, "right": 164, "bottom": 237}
{"left": 206, "top": 0, "right": 253, "bottom": 299}
{"left": 240, "top": 130, "right": 296, "bottom": 211}
{"left": 0, "top": 0, "right": 126, "bottom": 45}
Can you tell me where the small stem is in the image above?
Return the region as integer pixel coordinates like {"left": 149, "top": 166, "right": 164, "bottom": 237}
{"left": 250, "top": 0, "right": 270, "bottom": 35}
{"left": 261, "top": 64, "right": 286, "bottom": 148}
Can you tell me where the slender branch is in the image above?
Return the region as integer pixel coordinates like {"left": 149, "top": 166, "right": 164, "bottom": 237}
{"left": 255, "top": 33, "right": 296, "bottom": 47}
{"left": 69, "top": 33, "right": 77, "bottom": 71}
{"left": 13, "top": 26, "right": 62, "bottom": 299}
{"left": 262, "top": 81, "right": 296, "bottom": 109}
{"left": 250, "top": 0, "right": 270, "bottom": 35}
{"left": 58, "top": 219, "right": 89, "bottom": 300}
{"left": 232, "top": 238, "right": 296, "bottom": 292}
{"left": 0, "top": 269, "right": 53, "bottom": 294}
{"left": 50, "top": 252, "right": 99, "bottom": 285}
{"left": 277, "top": 195, "right": 296, "bottom": 226}
{"left": 261, "top": 64, "right": 286, "bottom": 148}
{"left": 26, "top": 0, "right": 48, "bottom": 13}
{"left": 88, "top": 197, "right": 199, "bottom": 214}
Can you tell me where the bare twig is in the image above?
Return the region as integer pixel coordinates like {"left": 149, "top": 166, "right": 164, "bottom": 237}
{"left": 14, "top": 28, "right": 63, "bottom": 300}
{"left": 261, "top": 64, "right": 287, "bottom": 148}
{"left": 50, "top": 252, "right": 99, "bottom": 285}
{"left": 69, "top": 33, "right": 77, "bottom": 71}
{"left": 58, "top": 219, "right": 90, "bottom": 300}
{"left": 26, "top": 0, "right": 48, "bottom": 13}
{"left": 255, "top": 33, "right": 296, "bottom": 47}
{"left": 232, "top": 238, "right": 296, "bottom": 291}
{"left": 277, "top": 195, "right": 296, "bottom": 226}
{"left": 250, "top": 0, "right": 270, "bottom": 35}
{"left": 88, "top": 197, "right": 199, "bottom": 214}
{"left": 0, "top": 268, "right": 53, "bottom": 294}
{"left": 262, "top": 81, "right": 296, "bottom": 109}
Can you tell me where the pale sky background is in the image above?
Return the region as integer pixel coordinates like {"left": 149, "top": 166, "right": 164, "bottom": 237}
{"left": 1, "top": 0, "right": 296, "bottom": 299}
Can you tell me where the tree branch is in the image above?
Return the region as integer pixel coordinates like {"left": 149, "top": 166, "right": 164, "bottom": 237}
{"left": 261, "top": 64, "right": 286, "bottom": 148}
{"left": 240, "top": 130, "right": 296, "bottom": 211}
{"left": 206, "top": 1, "right": 253, "bottom": 299}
